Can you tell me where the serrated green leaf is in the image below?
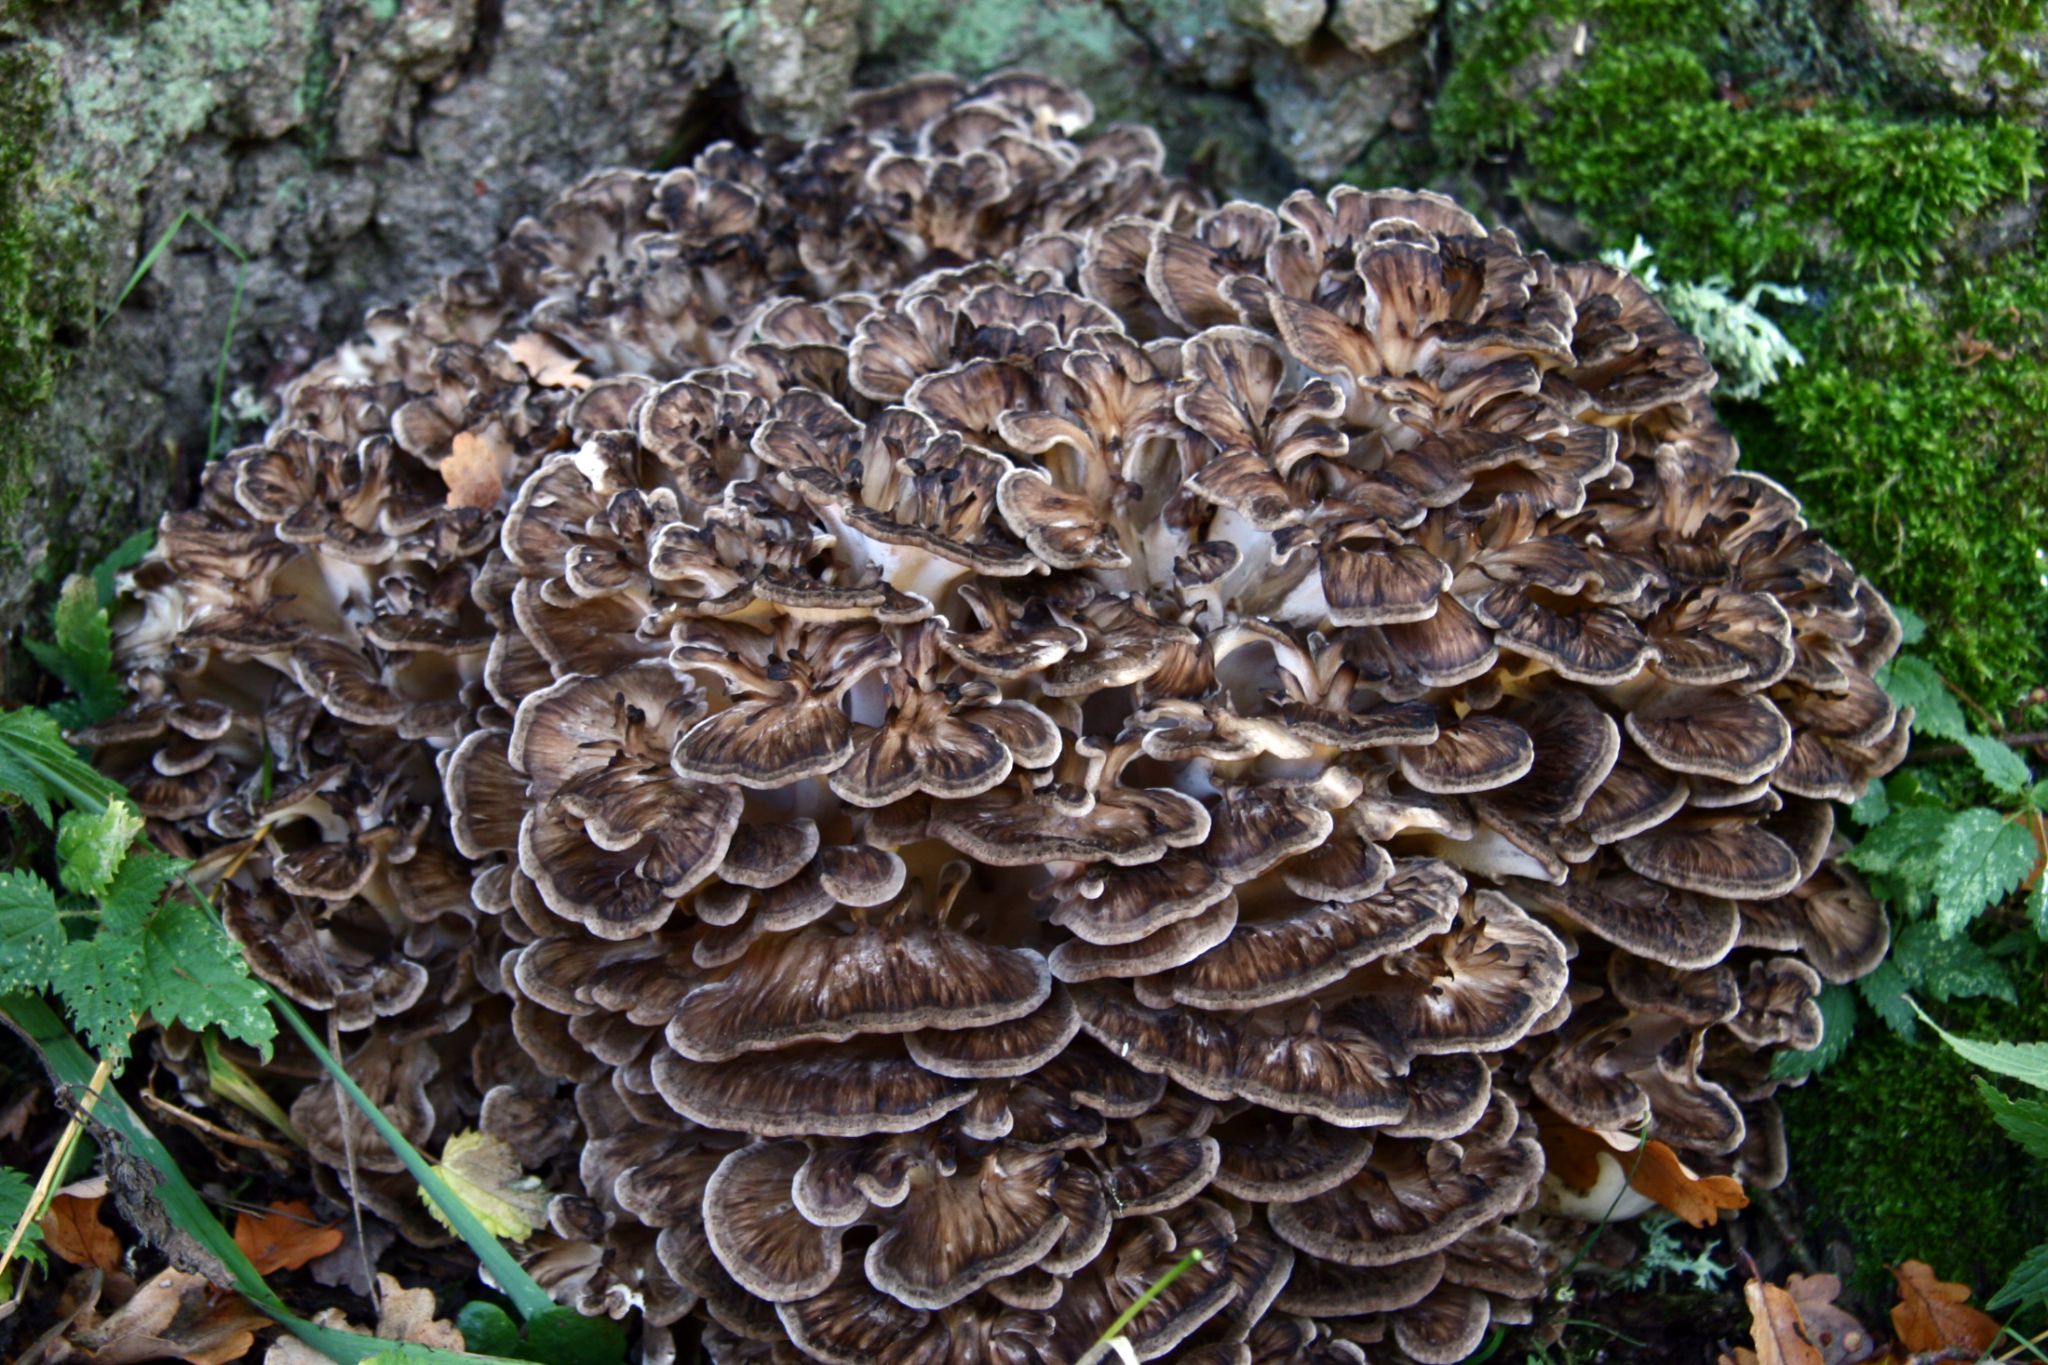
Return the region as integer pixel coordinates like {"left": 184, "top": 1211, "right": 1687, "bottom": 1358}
{"left": 1916, "top": 1000, "right": 2048, "bottom": 1091}
{"left": 2032, "top": 778, "right": 2048, "bottom": 809}
{"left": 1960, "top": 733, "right": 2034, "bottom": 797}
{"left": 54, "top": 801, "right": 143, "bottom": 898}
{"left": 1859, "top": 959, "right": 1917, "bottom": 1038}
{"left": 25, "top": 576, "right": 124, "bottom": 728}
{"left": 0, "top": 870, "right": 61, "bottom": 997}
{"left": 1988, "top": 1242, "right": 2048, "bottom": 1315}
{"left": 0, "top": 708, "right": 127, "bottom": 825}
{"left": 1848, "top": 779, "right": 1890, "bottom": 828}
{"left": 2031, "top": 881, "right": 2048, "bottom": 936}
{"left": 0, "top": 1167, "right": 44, "bottom": 1271}
{"left": 1893, "top": 604, "right": 1927, "bottom": 645}
{"left": 1770, "top": 983, "right": 1856, "bottom": 1078}
{"left": 1881, "top": 655, "right": 1967, "bottom": 742}
{"left": 1892, "top": 919, "right": 2017, "bottom": 1004}
{"left": 90, "top": 530, "right": 155, "bottom": 608}
{"left": 48, "top": 930, "right": 144, "bottom": 1058}
{"left": 100, "top": 850, "right": 190, "bottom": 934}
{"left": 1932, "top": 807, "right": 2039, "bottom": 934}
{"left": 1843, "top": 804, "right": 1956, "bottom": 890}
{"left": 137, "top": 900, "right": 275, "bottom": 1058}
{"left": 1975, "top": 1077, "right": 2048, "bottom": 1161}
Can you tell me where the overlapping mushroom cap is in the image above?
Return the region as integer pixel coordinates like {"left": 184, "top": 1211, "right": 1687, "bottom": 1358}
{"left": 95, "top": 73, "right": 1904, "bottom": 1365}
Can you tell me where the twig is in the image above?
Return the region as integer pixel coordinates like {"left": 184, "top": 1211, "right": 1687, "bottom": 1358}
{"left": 136, "top": 1087, "right": 298, "bottom": 1157}
{"left": 0, "top": 1051, "right": 114, "bottom": 1285}
{"left": 1908, "top": 730, "right": 2048, "bottom": 763}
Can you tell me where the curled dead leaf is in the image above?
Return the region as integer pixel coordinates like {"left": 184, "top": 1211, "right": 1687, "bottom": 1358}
{"left": 505, "top": 332, "right": 593, "bottom": 390}
{"left": 441, "top": 430, "right": 513, "bottom": 511}
{"left": 1537, "top": 1121, "right": 1749, "bottom": 1227}
{"left": 232, "top": 1201, "right": 343, "bottom": 1277}
{"left": 61, "top": 1268, "right": 270, "bottom": 1365}
{"left": 262, "top": 1272, "right": 464, "bottom": 1365}
{"left": 42, "top": 1184, "right": 123, "bottom": 1276}
{"left": 1741, "top": 1276, "right": 1825, "bottom": 1365}
{"left": 1889, "top": 1259, "right": 1998, "bottom": 1357}
{"left": 1783, "top": 1273, "right": 1878, "bottom": 1365}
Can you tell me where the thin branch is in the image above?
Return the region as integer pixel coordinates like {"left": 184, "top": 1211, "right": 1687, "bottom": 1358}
{"left": 0, "top": 1051, "right": 114, "bottom": 1285}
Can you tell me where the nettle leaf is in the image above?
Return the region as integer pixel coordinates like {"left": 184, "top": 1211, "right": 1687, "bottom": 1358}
{"left": 1879, "top": 655, "right": 1967, "bottom": 742}
{"left": 100, "top": 850, "right": 190, "bottom": 935}
{"left": 1859, "top": 959, "right": 1917, "bottom": 1038}
{"left": 89, "top": 529, "right": 155, "bottom": 609}
{"left": 55, "top": 800, "right": 144, "bottom": 898}
{"left": 1891, "top": 920, "right": 2016, "bottom": 1004}
{"left": 49, "top": 929, "right": 145, "bottom": 1058}
{"left": 1848, "top": 779, "right": 1890, "bottom": 828}
{"left": 23, "top": 575, "right": 124, "bottom": 729}
{"left": 0, "top": 1166, "right": 46, "bottom": 1270}
{"left": 1916, "top": 1001, "right": 2048, "bottom": 1092}
{"left": 0, "top": 708, "right": 127, "bottom": 825}
{"left": 1771, "top": 983, "right": 1856, "bottom": 1078}
{"left": 1843, "top": 804, "right": 1956, "bottom": 890}
{"left": 2032, "top": 881, "right": 2048, "bottom": 937}
{"left": 1932, "top": 807, "right": 2039, "bottom": 935}
{"left": 0, "top": 869, "right": 61, "bottom": 996}
{"left": 1959, "top": 733, "right": 2033, "bottom": 798}
{"left": 137, "top": 899, "right": 276, "bottom": 1057}
{"left": 1893, "top": 604, "right": 1928, "bottom": 646}
{"left": 1975, "top": 1077, "right": 2048, "bottom": 1162}
{"left": 1989, "top": 1242, "right": 2048, "bottom": 1316}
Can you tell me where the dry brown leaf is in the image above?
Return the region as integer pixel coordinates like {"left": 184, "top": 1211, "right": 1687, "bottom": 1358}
{"left": 232, "top": 1201, "right": 343, "bottom": 1276}
{"left": 66, "top": 1268, "right": 270, "bottom": 1365}
{"left": 1627, "top": 1138, "right": 1750, "bottom": 1227}
{"left": 1743, "top": 1276, "right": 1826, "bottom": 1365}
{"left": 441, "top": 429, "right": 512, "bottom": 510}
{"left": 1888, "top": 1259, "right": 1999, "bottom": 1357}
{"left": 42, "top": 1189, "right": 123, "bottom": 1275}
{"left": 261, "top": 1272, "right": 463, "bottom": 1365}
{"left": 505, "top": 331, "right": 593, "bottom": 390}
{"left": 1784, "top": 1273, "right": 1879, "bottom": 1365}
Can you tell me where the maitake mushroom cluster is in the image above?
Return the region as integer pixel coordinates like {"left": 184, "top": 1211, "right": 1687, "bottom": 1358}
{"left": 92, "top": 74, "right": 1906, "bottom": 1365}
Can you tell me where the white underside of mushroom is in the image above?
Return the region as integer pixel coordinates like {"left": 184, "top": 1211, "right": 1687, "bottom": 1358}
{"left": 1535, "top": 1151, "right": 1659, "bottom": 1223}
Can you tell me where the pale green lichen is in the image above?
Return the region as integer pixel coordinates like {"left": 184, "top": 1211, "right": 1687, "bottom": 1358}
{"left": 1600, "top": 237, "right": 1806, "bottom": 400}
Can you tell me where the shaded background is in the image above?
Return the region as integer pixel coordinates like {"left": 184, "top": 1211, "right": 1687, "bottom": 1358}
{"left": 5, "top": 0, "right": 2048, "bottom": 1324}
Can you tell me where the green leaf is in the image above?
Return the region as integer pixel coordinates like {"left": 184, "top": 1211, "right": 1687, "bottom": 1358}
{"left": 1881, "top": 655, "right": 1967, "bottom": 742}
{"left": 1843, "top": 804, "right": 1956, "bottom": 890}
{"left": 1859, "top": 959, "right": 1917, "bottom": 1038}
{"left": 1988, "top": 1241, "right": 2048, "bottom": 1315}
{"left": 454, "top": 1302, "right": 521, "bottom": 1358}
{"left": 89, "top": 530, "right": 155, "bottom": 608}
{"left": 1960, "top": 733, "right": 2034, "bottom": 797}
{"left": 99, "top": 850, "right": 189, "bottom": 935}
{"left": 23, "top": 576, "right": 124, "bottom": 729}
{"left": 54, "top": 800, "right": 144, "bottom": 898}
{"left": 520, "top": 1307, "right": 628, "bottom": 1365}
{"left": 137, "top": 900, "right": 275, "bottom": 1058}
{"left": 1771, "top": 983, "right": 1857, "bottom": 1077}
{"left": 0, "top": 1166, "right": 45, "bottom": 1270}
{"left": 0, "top": 870, "right": 61, "bottom": 996}
{"left": 1932, "top": 807, "right": 2039, "bottom": 934}
{"left": 1975, "top": 1077, "right": 2048, "bottom": 1161}
{"left": 1915, "top": 999, "right": 2048, "bottom": 1091}
{"left": 1892, "top": 920, "right": 2017, "bottom": 1004}
{"left": 2031, "top": 881, "right": 2048, "bottom": 937}
{"left": 0, "top": 708, "right": 127, "bottom": 825}
{"left": 1848, "top": 779, "right": 1890, "bottom": 828}
{"left": 48, "top": 930, "right": 144, "bottom": 1058}
{"left": 1893, "top": 604, "right": 1928, "bottom": 646}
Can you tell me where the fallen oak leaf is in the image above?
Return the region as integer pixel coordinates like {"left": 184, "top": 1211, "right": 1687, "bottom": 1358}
{"left": 1783, "top": 1273, "right": 1879, "bottom": 1365}
{"left": 441, "top": 429, "right": 513, "bottom": 511}
{"left": 262, "top": 1272, "right": 464, "bottom": 1365}
{"left": 1889, "top": 1259, "right": 1998, "bottom": 1357}
{"left": 1624, "top": 1136, "right": 1750, "bottom": 1228}
{"left": 1742, "top": 1275, "right": 1825, "bottom": 1365}
{"left": 1536, "top": 1120, "right": 1749, "bottom": 1227}
{"left": 232, "top": 1200, "right": 343, "bottom": 1276}
{"left": 42, "top": 1179, "right": 123, "bottom": 1275}
{"left": 65, "top": 1267, "right": 271, "bottom": 1365}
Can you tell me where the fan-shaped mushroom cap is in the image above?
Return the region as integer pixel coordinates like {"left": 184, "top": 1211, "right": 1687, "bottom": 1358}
{"left": 1268, "top": 1130, "right": 1544, "bottom": 1265}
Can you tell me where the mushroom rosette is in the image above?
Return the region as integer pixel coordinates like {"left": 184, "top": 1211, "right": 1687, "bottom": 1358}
{"left": 97, "top": 73, "right": 1903, "bottom": 1364}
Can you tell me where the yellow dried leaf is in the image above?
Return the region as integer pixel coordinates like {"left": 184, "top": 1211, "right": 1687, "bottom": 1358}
{"left": 422, "top": 1129, "right": 551, "bottom": 1241}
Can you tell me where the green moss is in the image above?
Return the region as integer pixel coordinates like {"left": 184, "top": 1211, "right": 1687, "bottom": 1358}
{"left": 1781, "top": 984, "right": 2048, "bottom": 1304}
{"left": 1732, "top": 244, "right": 2048, "bottom": 703}
{"left": 1910, "top": 0, "right": 2048, "bottom": 93}
{"left": 0, "top": 44, "right": 88, "bottom": 424}
{"left": 1434, "top": 0, "right": 2041, "bottom": 283}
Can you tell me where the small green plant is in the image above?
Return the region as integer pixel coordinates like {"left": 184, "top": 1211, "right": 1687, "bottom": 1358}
{"left": 1919, "top": 1002, "right": 2048, "bottom": 1317}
